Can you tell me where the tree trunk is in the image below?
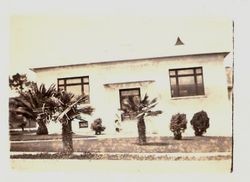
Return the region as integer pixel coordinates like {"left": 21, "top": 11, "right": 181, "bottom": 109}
{"left": 137, "top": 116, "right": 146, "bottom": 145}
{"left": 174, "top": 131, "right": 182, "bottom": 140}
{"left": 62, "top": 120, "right": 73, "bottom": 155}
{"left": 20, "top": 123, "right": 25, "bottom": 132}
{"left": 195, "top": 130, "right": 203, "bottom": 136}
{"left": 36, "top": 120, "right": 48, "bottom": 135}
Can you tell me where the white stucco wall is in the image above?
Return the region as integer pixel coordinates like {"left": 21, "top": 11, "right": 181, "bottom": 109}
{"left": 34, "top": 53, "right": 232, "bottom": 136}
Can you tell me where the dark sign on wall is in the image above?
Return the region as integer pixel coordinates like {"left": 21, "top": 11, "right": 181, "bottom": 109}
{"left": 79, "top": 120, "right": 88, "bottom": 128}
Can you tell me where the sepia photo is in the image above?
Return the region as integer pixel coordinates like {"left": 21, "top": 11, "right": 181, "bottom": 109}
{"left": 7, "top": 2, "right": 235, "bottom": 175}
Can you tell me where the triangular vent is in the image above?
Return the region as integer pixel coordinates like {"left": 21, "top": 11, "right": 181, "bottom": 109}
{"left": 175, "top": 37, "right": 184, "bottom": 46}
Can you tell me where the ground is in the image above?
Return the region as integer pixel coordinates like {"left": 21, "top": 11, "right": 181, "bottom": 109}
{"left": 10, "top": 131, "right": 232, "bottom": 156}
{"left": 9, "top": 131, "right": 233, "bottom": 172}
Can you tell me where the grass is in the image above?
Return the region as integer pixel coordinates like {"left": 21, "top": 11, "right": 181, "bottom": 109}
{"left": 9, "top": 131, "right": 232, "bottom": 160}
{"left": 10, "top": 132, "right": 95, "bottom": 141}
{"left": 10, "top": 134, "right": 232, "bottom": 153}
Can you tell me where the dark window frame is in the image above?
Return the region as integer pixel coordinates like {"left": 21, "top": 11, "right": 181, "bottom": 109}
{"left": 57, "top": 76, "right": 90, "bottom": 103}
{"left": 169, "top": 67, "right": 205, "bottom": 97}
{"left": 119, "top": 88, "right": 141, "bottom": 121}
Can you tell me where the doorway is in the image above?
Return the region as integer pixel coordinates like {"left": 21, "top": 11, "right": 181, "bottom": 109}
{"left": 119, "top": 88, "right": 141, "bottom": 120}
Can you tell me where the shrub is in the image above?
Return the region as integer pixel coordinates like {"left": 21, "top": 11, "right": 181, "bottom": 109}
{"left": 170, "top": 113, "right": 187, "bottom": 140}
{"left": 90, "top": 118, "right": 105, "bottom": 135}
{"left": 190, "top": 110, "right": 210, "bottom": 136}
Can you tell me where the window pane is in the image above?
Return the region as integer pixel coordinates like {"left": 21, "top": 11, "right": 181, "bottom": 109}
{"left": 197, "top": 75, "right": 204, "bottom": 95}
{"left": 170, "top": 77, "right": 176, "bottom": 85}
{"left": 58, "top": 80, "right": 64, "bottom": 85}
{"left": 83, "top": 77, "right": 89, "bottom": 83}
{"left": 178, "top": 76, "right": 195, "bottom": 85}
{"left": 197, "top": 84, "right": 204, "bottom": 95}
{"left": 121, "top": 90, "right": 139, "bottom": 96}
{"left": 121, "top": 97, "right": 129, "bottom": 107}
{"left": 83, "top": 84, "right": 89, "bottom": 95}
{"left": 66, "top": 85, "right": 82, "bottom": 96}
{"left": 58, "top": 86, "right": 64, "bottom": 91}
{"left": 177, "top": 69, "right": 194, "bottom": 75}
{"left": 196, "top": 75, "right": 203, "bottom": 84}
{"left": 178, "top": 76, "right": 196, "bottom": 96}
{"left": 66, "top": 78, "right": 81, "bottom": 84}
{"left": 169, "top": 70, "right": 176, "bottom": 76}
{"left": 170, "top": 77, "right": 178, "bottom": 97}
{"left": 196, "top": 68, "right": 202, "bottom": 74}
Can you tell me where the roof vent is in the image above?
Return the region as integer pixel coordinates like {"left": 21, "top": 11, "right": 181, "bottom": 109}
{"left": 175, "top": 37, "right": 184, "bottom": 46}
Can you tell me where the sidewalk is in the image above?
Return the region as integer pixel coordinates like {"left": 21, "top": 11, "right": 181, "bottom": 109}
{"left": 10, "top": 159, "right": 232, "bottom": 173}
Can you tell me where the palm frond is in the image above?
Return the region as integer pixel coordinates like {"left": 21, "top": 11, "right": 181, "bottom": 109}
{"left": 10, "top": 107, "right": 34, "bottom": 118}
{"left": 121, "top": 98, "right": 135, "bottom": 113}
{"left": 129, "top": 96, "right": 140, "bottom": 111}
{"left": 141, "top": 94, "right": 149, "bottom": 106}
{"left": 45, "top": 84, "right": 56, "bottom": 97}
{"left": 74, "top": 94, "right": 88, "bottom": 105}
{"left": 141, "top": 101, "right": 158, "bottom": 112}
{"left": 146, "top": 110, "right": 163, "bottom": 116}
{"left": 58, "top": 91, "right": 75, "bottom": 106}
{"left": 56, "top": 94, "right": 91, "bottom": 124}
{"left": 39, "top": 84, "right": 46, "bottom": 96}
{"left": 15, "top": 96, "right": 33, "bottom": 111}
{"left": 77, "top": 106, "right": 94, "bottom": 115}
{"left": 149, "top": 98, "right": 157, "bottom": 105}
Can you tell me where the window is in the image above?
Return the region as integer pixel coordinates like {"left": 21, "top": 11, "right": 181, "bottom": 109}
{"left": 57, "top": 76, "right": 90, "bottom": 103}
{"left": 119, "top": 88, "right": 141, "bottom": 121}
{"left": 169, "top": 67, "right": 205, "bottom": 97}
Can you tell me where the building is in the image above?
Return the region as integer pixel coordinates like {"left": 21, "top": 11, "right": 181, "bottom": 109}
{"left": 30, "top": 49, "right": 232, "bottom": 137}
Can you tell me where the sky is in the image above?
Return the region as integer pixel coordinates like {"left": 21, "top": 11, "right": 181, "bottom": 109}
{"left": 8, "top": 0, "right": 235, "bottom": 81}
{"left": 10, "top": 16, "right": 233, "bottom": 81}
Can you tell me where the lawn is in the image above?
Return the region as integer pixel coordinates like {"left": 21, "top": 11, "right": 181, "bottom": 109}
{"left": 10, "top": 132, "right": 95, "bottom": 141}
{"left": 9, "top": 132, "right": 232, "bottom": 160}
{"left": 10, "top": 133, "right": 232, "bottom": 154}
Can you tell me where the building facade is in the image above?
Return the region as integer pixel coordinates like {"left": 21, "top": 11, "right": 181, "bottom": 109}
{"left": 31, "top": 52, "right": 232, "bottom": 136}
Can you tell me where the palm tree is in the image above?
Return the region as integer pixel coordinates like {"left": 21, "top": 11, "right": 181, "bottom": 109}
{"left": 9, "top": 83, "right": 58, "bottom": 135}
{"left": 121, "top": 94, "right": 162, "bottom": 145}
{"left": 9, "top": 82, "right": 94, "bottom": 154}
{"left": 54, "top": 91, "right": 94, "bottom": 154}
